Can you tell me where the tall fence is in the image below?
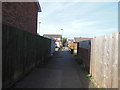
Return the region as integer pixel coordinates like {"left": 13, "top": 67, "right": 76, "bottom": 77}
{"left": 2, "top": 24, "right": 52, "bottom": 88}
{"left": 77, "top": 40, "right": 91, "bottom": 73}
{"left": 51, "top": 40, "right": 55, "bottom": 56}
{"left": 90, "top": 32, "right": 118, "bottom": 88}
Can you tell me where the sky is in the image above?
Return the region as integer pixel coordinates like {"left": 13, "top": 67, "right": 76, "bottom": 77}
{"left": 37, "top": 2, "right": 118, "bottom": 39}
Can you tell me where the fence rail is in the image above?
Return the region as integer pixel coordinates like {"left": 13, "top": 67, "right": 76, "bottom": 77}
{"left": 2, "top": 24, "right": 52, "bottom": 88}
{"left": 90, "top": 32, "right": 118, "bottom": 88}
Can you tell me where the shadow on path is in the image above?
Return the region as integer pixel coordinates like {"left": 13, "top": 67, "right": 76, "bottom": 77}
{"left": 14, "top": 49, "right": 95, "bottom": 88}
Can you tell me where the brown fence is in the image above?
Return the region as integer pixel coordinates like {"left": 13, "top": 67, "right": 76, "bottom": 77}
{"left": 2, "top": 24, "right": 52, "bottom": 88}
{"left": 90, "top": 32, "right": 118, "bottom": 88}
{"left": 77, "top": 40, "right": 91, "bottom": 73}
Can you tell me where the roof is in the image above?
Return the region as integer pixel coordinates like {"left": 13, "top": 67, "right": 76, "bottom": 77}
{"left": 68, "top": 39, "right": 74, "bottom": 41}
{"left": 34, "top": 1, "right": 41, "bottom": 12}
{"left": 74, "top": 37, "right": 92, "bottom": 42}
{"left": 43, "top": 34, "right": 62, "bottom": 38}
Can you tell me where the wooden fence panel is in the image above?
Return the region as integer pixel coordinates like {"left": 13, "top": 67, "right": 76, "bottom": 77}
{"left": 90, "top": 32, "right": 118, "bottom": 88}
{"left": 77, "top": 40, "right": 91, "bottom": 73}
{"left": 118, "top": 32, "right": 120, "bottom": 88}
{"left": 2, "top": 24, "right": 52, "bottom": 88}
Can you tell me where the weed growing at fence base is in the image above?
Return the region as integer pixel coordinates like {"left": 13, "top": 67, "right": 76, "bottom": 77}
{"left": 74, "top": 55, "right": 89, "bottom": 73}
{"left": 86, "top": 74, "right": 94, "bottom": 80}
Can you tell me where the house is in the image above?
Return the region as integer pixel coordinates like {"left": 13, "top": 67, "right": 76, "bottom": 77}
{"left": 2, "top": 2, "right": 42, "bottom": 88}
{"left": 74, "top": 37, "right": 92, "bottom": 54}
{"left": 67, "top": 37, "right": 92, "bottom": 54}
{"left": 74, "top": 37, "right": 92, "bottom": 42}
{"left": 67, "top": 39, "right": 74, "bottom": 48}
{"left": 43, "top": 34, "right": 62, "bottom": 48}
{"left": 2, "top": 2, "right": 41, "bottom": 34}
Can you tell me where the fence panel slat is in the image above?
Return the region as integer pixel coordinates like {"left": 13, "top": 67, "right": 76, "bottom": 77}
{"left": 3, "top": 24, "right": 53, "bottom": 88}
{"left": 90, "top": 32, "right": 118, "bottom": 88}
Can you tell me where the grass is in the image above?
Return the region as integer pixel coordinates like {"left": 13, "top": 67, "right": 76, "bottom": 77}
{"left": 80, "top": 64, "right": 89, "bottom": 72}
{"left": 74, "top": 55, "right": 104, "bottom": 88}
{"left": 86, "top": 74, "right": 94, "bottom": 80}
{"left": 74, "top": 55, "right": 89, "bottom": 73}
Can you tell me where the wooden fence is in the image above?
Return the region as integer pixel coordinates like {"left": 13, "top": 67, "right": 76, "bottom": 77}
{"left": 51, "top": 40, "right": 55, "bottom": 56}
{"left": 118, "top": 32, "right": 120, "bottom": 88}
{"left": 77, "top": 40, "right": 91, "bottom": 73}
{"left": 90, "top": 32, "right": 118, "bottom": 88}
{"left": 2, "top": 24, "right": 52, "bottom": 88}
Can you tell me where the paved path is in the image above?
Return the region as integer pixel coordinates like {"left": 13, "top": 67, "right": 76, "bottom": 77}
{"left": 14, "top": 49, "right": 94, "bottom": 88}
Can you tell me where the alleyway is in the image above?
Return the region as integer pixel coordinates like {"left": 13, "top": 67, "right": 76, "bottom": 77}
{"left": 14, "top": 48, "right": 94, "bottom": 88}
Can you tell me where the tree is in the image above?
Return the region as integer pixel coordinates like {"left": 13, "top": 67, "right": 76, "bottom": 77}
{"left": 62, "top": 38, "right": 67, "bottom": 46}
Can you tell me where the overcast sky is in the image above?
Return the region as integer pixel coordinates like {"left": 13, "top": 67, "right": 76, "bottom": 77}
{"left": 37, "top": 2, "right": 118, "bottom": 39}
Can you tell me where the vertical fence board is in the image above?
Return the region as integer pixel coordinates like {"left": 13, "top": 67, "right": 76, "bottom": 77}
{"left": 90, "top": 32, "right": 118, "bottom": 88}
{"left": 2, "top": 24, "right": 53, "bottom": 88}
{"left": 77, "top": 40, "right": 91, "bottom": 73}
{"left": 118, "top": 32, "right": 120, "bottom": 89}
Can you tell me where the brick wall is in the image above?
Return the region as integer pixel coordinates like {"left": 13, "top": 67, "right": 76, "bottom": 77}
{"left": 2, "top": 2, "right": 38, "bottom": 34}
